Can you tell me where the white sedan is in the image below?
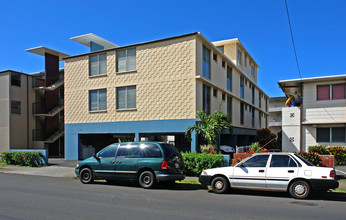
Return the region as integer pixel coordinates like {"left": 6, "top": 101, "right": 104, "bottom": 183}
{"left": 199, "top": 153, "right": 339, "bottom": 199}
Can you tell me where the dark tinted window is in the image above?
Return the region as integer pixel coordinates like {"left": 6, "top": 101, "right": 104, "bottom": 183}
{"left": 116, "top": 143, "right": 140, "bottom": 158}
{"left": 139, "top": 143, "right": 162, "bottom": 158}
{"left": 241, "top": 155, "right": 269, "bottom": 167}
{"left": 161, "top": 144, "right": 179, "bottom": 159}
{"left": 98, "top": 144, "right": 117, "bottom": 157}
{"left": 270, "top": 155, "right": 297, "bottom": 167}
{"left": 295, "top": 154, "right": 314, "bottom": 166}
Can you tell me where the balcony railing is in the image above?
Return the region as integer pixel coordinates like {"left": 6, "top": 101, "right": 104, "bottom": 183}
{"left": 268, "top": 121, "right": 282, "bottom": 127}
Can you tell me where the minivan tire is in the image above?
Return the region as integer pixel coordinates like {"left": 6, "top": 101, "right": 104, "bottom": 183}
{"left": 80, "top": 167, "right": 94, "bottom": 184}
{"left": 139, "top": 171, "right": 156, "bottom": 189}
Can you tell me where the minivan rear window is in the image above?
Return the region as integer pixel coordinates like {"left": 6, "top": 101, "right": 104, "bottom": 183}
{"left": 161, "top": 144, "right": 179, "bottom": 159}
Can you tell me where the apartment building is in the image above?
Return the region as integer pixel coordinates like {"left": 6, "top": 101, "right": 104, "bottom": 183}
{"left": 270, "top": 75, "right": 346, "bottom": 152}
{"left": 64, "top": 32, "right": 269, "bottom": 160}
{"left": 0, "top": 47, "right": 68, "bottom": 157}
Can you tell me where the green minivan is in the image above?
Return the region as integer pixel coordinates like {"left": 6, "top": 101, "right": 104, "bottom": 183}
{"left": 75, "top": 142, "right": 185, "bottom": 188}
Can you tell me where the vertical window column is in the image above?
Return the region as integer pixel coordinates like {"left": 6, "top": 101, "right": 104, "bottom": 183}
{"left": 203, "top": 84, "right": 211, "bottom": 114}
{"left": 202, "top": 46, "right": 210, "bottom": 79}
{"left": 227, "top": 66, "right": 232, "bottom": 91}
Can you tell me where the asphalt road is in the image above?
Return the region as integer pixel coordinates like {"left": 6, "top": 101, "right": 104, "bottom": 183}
{"left": 0, "top": 173, "right": 345, "bottom": 220}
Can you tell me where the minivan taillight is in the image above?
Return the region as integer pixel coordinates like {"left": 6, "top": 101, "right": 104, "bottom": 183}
{"left": 161, "top": 161, "right": 168, "bottom": 170}
{"left": 330, "top": 170, "right": 335, "bottom": 178}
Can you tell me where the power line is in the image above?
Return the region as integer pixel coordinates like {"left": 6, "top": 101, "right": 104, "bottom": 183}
{"left": 285, "top": 0, "right": 302, "bottom": 79}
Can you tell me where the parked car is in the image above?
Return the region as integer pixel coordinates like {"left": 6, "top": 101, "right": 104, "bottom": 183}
{"left": 199, "top": 153, "right": 339, "bottom": 199}
{"left": 75, "top": 142, "right": 185, "bottom": 188}
{"left": 220, "top": 145, "right": 235, "bottom": 154}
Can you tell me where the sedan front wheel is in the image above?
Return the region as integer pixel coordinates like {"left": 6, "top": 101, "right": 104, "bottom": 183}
{"left": 211, "top": 176, "right": 230, "bottom": 194}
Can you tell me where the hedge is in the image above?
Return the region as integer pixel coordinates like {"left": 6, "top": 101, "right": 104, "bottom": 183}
{"left": 0, "top": 151, "right": 44, "bottom": 167}
{"left": 181, "top": 152, "right": 225, "bottom": 176}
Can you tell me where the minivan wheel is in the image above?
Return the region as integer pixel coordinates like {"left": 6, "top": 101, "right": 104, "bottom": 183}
{"left": 139, "top": 171, "right": 156, "bottom": 189}
{"left": 80, "top": 168, "right": 94, "bottom": 184}
{"left": 289, "top": 180, "right": 311, "bottom": 199}
{"left": 211, "top": 176, "right": 230, "bottom": 194}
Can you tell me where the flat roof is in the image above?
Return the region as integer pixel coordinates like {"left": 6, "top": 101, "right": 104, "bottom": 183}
{"left": 26, "top": 46, "right": 70, "bottom": 61}
{"left": 278, "top": 74, "right": 346, "bottom": 87}
{"left": 70, "top": 33, "right": 118, "bottom": 49}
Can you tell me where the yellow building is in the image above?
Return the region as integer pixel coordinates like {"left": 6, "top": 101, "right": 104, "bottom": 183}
{"left": 64, "top": 32, "right": 269, "bottom": 160}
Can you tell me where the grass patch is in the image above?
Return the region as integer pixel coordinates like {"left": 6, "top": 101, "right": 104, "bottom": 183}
{"left": 176, "top": 180, "right": 201, "bottom": 185}
{"left": 330, "top": 189, "right": 346, "bottom": 193}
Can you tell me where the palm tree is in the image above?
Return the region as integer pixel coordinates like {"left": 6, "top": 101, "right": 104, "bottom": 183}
{"left": 185, "top": 110, "right": 233, "bottom": 148}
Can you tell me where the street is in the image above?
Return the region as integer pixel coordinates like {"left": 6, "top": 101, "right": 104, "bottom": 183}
{"left": 0, "top": 173, "right": 345, "bottom": 220}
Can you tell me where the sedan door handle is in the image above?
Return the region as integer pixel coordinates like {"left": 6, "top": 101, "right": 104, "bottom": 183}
{"left": 288, "top": 170, "right": 294, "bottom": 173}
{"left": 259, "top": 170, "right": 265, "bottom": 173}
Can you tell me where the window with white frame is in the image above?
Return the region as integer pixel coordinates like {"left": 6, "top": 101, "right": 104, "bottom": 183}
{"left": 116, "top": 86, "right": 136, "bottom": 109}
{"left": 89, "top": 89, "right": 107, "bottom": 111}
{"left": 237, "top": 49, "right": 242, "bottom": 65}
{"left": 89, "top": 53, "right": 107, "bottom": 76}
{"left": 116, "top": 48, "right": 136, "bottom": 72}
{"left": 317, "top": 84, "right": 346, "bottom": 100}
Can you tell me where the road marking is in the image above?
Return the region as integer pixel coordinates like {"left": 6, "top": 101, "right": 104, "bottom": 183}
{"left": 335, "top": 169, "right": 346, "bottom": 175}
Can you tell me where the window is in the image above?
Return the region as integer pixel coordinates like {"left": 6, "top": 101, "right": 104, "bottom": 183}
{"left": 116, "top": 48, "right": 136, "bottom": 72}
{"left": 240, "top": 102, "right": 244, "bottom": 124}
{"left": 244, "top": 54, "right": 247, "bottom": 67}
{"left": 332, "top": 127, "right": 345, "bottom": 142}
{"left": 259, "top": 92, "right": 262, "bottom": 108}
{"left": 222, "top": 92, "right": 225, "bottom": 101}
{"left": 227, "top": 66, "right": 232, "bottom": 91}
{"left": 317, "top": 127, "right": 330, "bottom": 142}
{"left": 11, "top": 101, "right": 21, "bottom": 114}
{"left": 202, "top": 45, "right": 210, "bottom": 79}
{"left": 240, "top": 76, "right": 244, "bottom": 99}
{"left": 98, "top": 144, "right": 117, "bottom": 157}
{"left": 259, "top": 111, "right": 262, "bottom": 127}
{"left": 251, "top": 65, "right": 255, "bottom": 76}
{"left": 139, "top": 143, "right": 162, "bottom": 158}
{"left": 241, "top": 155, "right": 269, "bottom": 167}
{"left": 270, "top": 155, "right": 297, "bottom": 167}
{"left": 213, "top": 88, "right": 217, "bottom": 97}
{"left": 317, "top": 85, "right": 330, "bottom": 100}
{"left": 11, "top": 73, "right": 21, "bottom": 86}
{"left": 216, "top": 46, "right": 224, "bottom": 53}
{"left": 203, "top": 84, "right": 211, "bottom": 114}
{"left": 89, "top": 53, "right": 107, "bottom": 76}
{"left": 227, "top": 96, "right": 232, "bottom": 116}
{"left": 213, "top": 53, "right": 217, "bottom": 61}
{"left": 332, "top": 84, "right": 345, "bottom": 100}
{"left": 89, "top": 89, "right": 107, "bottom": 111}
{"left": 116, "top": 143, "right": 141, "bottom": 158}
{"left": 251, "top": 108, "right": 255, "bottom": 127}
{"left": 252, "top": 87, "right": 255, "bottom": 104}
{"left": 222, "top": 60, "right": 225, "bottom": 68}
{"left": 116, "top": 86, "right": 136, "bottom": 109}
{"left": 237, "top": 49, "right": 242, "bottom": 65}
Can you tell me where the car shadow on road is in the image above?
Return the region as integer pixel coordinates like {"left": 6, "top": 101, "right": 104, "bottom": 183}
{"left": 207, "top": 189, "right": 346, "bottom": 202}
{"left": 89, "top": 180, "right": 203, "bottom": 191}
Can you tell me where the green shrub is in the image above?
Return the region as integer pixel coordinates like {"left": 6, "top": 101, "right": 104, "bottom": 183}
{"left": 308, "top": 145, "right": 328, "bottom": 155}
{"left": 0, "top": 151, "right": 44, "bottom": 167}
{"left": 327, "top": 146, "right": 346, "bottom": 165}
{"left": 298, "top": 152, "right": 321, "bottom": 166}
{"left": 181, "top": 152, "right": 225, "bottom": 176}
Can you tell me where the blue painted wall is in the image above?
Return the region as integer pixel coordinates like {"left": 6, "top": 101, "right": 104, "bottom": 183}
{"left": 65, "top": 119, "right": 197, "bottom": 160}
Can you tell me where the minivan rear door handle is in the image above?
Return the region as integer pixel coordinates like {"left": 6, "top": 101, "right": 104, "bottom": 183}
{"left": 110, "top": 160, "right": 115, "bottom": 164}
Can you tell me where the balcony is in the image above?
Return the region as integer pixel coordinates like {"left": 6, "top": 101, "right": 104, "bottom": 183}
{"left": 268, "top": 121, "right": 282, "bottom": 127}
{"left": 268, "top": 107, "right": 284, "bottom": 113}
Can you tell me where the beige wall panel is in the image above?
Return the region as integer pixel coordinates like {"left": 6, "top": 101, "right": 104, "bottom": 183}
{"left": 224, "top": 44, "right": 236, "bottom": 64}
{"left": 65, "top": 36, "right": 197, "bottom": 123}
{"left": 0, "top": 73, "right": 10, "bottom": 153}
{"left": 10, "top": 74, "right": 29, "bottom": 149}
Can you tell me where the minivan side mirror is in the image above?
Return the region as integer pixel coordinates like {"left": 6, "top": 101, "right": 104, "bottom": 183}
{"left": 93, "top": 153, "right": 99, "bottom": 159}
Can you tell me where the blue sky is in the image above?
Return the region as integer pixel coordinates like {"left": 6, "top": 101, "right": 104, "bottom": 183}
{"left": 1, "top": 0, "right": 345, "bottom": 97}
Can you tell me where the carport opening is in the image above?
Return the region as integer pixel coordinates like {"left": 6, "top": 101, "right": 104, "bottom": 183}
{"left": 79, "top": 134, "right": 135, "bottom": 160}
{"left": 140, "top": 133, "right": 191, "bottom": 152}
